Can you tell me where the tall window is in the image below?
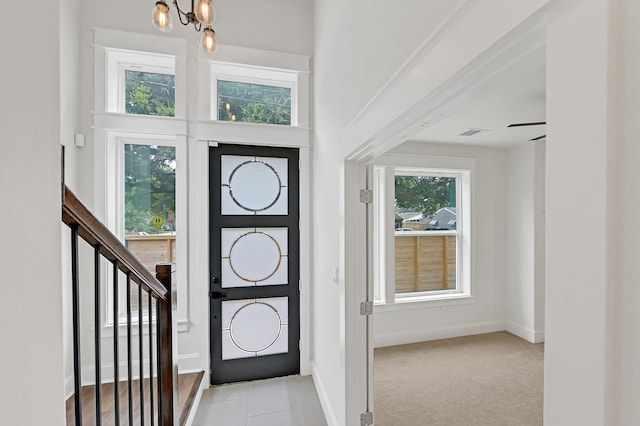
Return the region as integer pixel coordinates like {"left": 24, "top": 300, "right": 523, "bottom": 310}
{"left": 122, "top": 143, "right": 177, "bottom": 314}
{"left": 395, "top": 173, "right": 458, "bottom": 296}
{"left": 374, "top": 166, "right": 471, "bottom": 304}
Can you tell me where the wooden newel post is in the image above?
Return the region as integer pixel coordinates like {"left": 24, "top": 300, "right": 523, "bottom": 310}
{"left": 156, "top": 263, "right": 178, "bottom": 425}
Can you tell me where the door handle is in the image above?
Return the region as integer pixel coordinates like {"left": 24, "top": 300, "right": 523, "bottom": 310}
{"left": 210, "top": 291, "right": 227, "bottom": 299}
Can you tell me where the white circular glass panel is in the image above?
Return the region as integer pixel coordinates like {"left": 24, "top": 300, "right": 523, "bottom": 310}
{"left": 230, "top": 302, "right": 282, "bottom": 352}
{"left": 229, "top": 161, "right": 281, "bottom": 212}
{"left": 229, "top": 232, "right": 281, "bottom": 282}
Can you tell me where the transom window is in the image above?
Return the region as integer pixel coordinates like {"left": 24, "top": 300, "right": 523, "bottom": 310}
{"left": 217, "top": 80, "right": 291, "bottom": 125}
{"left": 125, "top": 70, "right": 175, "bottom": 116}
{"left": 210, "top": 62, "right": 298, "bottom": 126}
{"left": 105, "top": 48, "right": 176, "bottom": 116}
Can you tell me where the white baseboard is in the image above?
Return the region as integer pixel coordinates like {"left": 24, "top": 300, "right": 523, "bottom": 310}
{"left": 506, "top": 321, "right": 545, "bottom": 343}
{"left": 177, "top": 352, "right": 203, "bottom": 372}
{"left": 311, "top": 361, "right": 340, "bottom": 426}
{"left": 373, "top": 320, "right": 506, "bottom": 348}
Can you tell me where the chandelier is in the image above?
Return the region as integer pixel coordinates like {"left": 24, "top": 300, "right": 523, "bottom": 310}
{"left": 152, "top": 0, "right": 218, "bottom": 53}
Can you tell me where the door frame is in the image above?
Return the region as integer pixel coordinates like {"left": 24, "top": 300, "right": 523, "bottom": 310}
{"left": 208, "top": 143, "right": 301, "bottom": 384}
{"left": 189, "top": 140, "right": 311, "bottom": 383}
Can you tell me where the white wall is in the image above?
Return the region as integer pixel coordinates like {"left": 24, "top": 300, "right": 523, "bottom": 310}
{"left": 609, "top": 0, "right": 640, "bottom": 422}
{"left": 534, "top": 142, "right": 545, "bottom": 339}
{"left": 313, "top": 0, "right": 467, "bottom": 142}
{"left": 545, "top": 0, "right": 640, "bottom": 423}
{"left": 372, "top": 142, "right": 508, "bottom": 347}
{"left": 506, "top": 142, "right": 545, "bottom": 343}
{"left": 545, "top": 0, "right": 610, "bottom": 423}
{"left": 0, "top": 0, "right": 65, "bottom": 424}
{"left": 60, "top": 0, "right": 82, "bottom": 398}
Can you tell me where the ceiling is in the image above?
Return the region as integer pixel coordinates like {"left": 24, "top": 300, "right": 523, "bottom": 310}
{"left": 411, "top": 48, "right": 546, "bottom": 148}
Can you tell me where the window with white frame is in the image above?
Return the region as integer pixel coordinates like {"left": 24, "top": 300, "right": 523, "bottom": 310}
{"left": 374, "top": 165, "right": 471, "bottom": 304}
{"left": 97, "top": 39, "right": 187, "bottom": 328}
{"left": 210, "top": 63, "right": 298, "bottom": 126}
{"left": 105, "top": 134, "right": 182, "bottom": 325}
{"left": 106, "top": 49, "right": 177, "bottom": 116}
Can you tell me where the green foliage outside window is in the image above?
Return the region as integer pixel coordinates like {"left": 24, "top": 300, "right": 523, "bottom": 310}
{"left": 217, "top": 80, "right": 291, "bottom": 125}
{"left": 395, "top": 176, "right": 456, "bottom": 217}
{"left": 125, "top": 71, "right": 175, "bottom": 117}
{"left": 125, "top": 144, "right": 176, "bottom": 234}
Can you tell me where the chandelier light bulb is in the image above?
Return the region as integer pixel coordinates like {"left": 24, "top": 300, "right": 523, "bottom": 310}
{"left": 201, "top": 27, "right": 218, "bottom": 53}
{"left": 195, "top": 0, "right": 215, "bottom": 25}
{"left": 152, "top": 1, "right": 173, "bottom": 32}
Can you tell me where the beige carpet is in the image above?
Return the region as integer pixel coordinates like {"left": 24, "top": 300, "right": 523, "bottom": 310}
{"left": 374, "top": 331, "right": 544, "bottom": 426}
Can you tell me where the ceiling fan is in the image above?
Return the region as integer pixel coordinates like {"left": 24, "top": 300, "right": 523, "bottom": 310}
{"left": 508, "top": 121, "right": 546, "bottom": 141}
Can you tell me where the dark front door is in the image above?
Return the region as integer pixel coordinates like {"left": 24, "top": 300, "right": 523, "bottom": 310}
{"left": 209, "top": 144, "right": 300, "bottom": 385}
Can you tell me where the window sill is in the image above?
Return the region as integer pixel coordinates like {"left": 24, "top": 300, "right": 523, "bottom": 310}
{"left": 374, "top": 294, "right": 475, "bottom": 313}
{"left": 195, "top": 120, "right": 310, "bottom": 147}
{"left": 93, "top": 111, "right": 188, "bottom": 134}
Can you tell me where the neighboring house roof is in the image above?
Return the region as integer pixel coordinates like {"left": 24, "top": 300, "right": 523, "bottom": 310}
{"left": 425, "top": 207, "right": 457, "bottom": 229}
{"left": 397, "top": 211, "right": 422, "bottom": 220}
{"left": 431, "top": 207, "right": 457, "bottom": 217}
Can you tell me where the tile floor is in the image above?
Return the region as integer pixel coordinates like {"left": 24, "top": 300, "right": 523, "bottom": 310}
{"left": 192, "top": 375, "right": 328, "bottom": 426}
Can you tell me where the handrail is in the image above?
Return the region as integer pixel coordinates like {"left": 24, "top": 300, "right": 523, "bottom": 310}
{"left": 62, "top": 185, "right": 168, "bottom": 301}
{"left": 62, "top": 146, "right": 175, "bottom": 425}
{"left": 61, "top": 146, "right": 178, "bottom": 426}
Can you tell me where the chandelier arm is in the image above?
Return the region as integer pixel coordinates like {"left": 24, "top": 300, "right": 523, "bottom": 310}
{"left": 195, "top": 21, "right": 202, "bottom": 32}
{"left": 172, "top": 0, "right": 190, "bottom": 25}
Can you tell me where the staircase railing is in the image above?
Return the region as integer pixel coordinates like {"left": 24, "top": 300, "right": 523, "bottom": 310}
{"left": 62, "top": 170, "right": 177, "bottom": 424}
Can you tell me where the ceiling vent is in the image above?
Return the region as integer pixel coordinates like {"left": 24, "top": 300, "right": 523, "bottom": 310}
{"left": 460, "top": 128, "right": 488, "bottom": 137}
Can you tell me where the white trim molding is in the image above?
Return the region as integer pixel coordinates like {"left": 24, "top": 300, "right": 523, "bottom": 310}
{"left": 194, "top": 120, "right": 310, "bottom": 147}
{"left": 506, "top": 321, "right": 545, "bottom": 344}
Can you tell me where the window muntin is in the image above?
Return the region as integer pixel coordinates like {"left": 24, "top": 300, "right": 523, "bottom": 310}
{"left": 217, "top": 80, "right": 291, "bottom": 125}
{"left": 125, "top": 70, "right": 175, "bottom": 116}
